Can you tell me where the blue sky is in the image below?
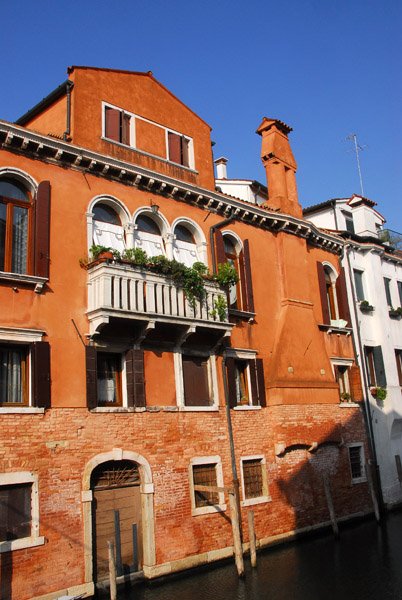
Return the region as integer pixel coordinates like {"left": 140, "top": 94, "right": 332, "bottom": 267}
{"left": 1, "top": 0, "right": 401, "bottom": 230}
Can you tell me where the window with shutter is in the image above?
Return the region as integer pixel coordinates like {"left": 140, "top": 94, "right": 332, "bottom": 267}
{"left": 182, "top": 355, "right": 210, "bottom": 407}
{"left": 240, "top": 455, "right": 270, "bottom": 505}
{"left": 227, "top": 355, "right": 266, "bottom": 408}
{"left": 215, "top": 231, "right": 254, "bottom": 314}
{"left": 365, "top": 346, "right": 387, "bottom": 388}
{"left": 353, "top": 270, "right": 365, "bottom": 302}
{"left": 104, "top": 106, "right": 131, "bottom": 145}
{"left": 168, "top": 132, "right": 190, "bottom": 167}
{"left": 395, "top": 350, "right": 402, "bottom": 387}
{"left": 384, "top": 277, "right": 393, "bottom": 308}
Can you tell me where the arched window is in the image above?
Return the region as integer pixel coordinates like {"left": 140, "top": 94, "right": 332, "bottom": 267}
{"left": 224, "top": 236, "right": 241, "bottom": 309}
{"left": 316, "top": 262, "right": 351, "bottom": 327}
{"left": 173, "top": 223, "right": 198, "bottom": 267}
{"left": 0, "top": 179, "right": 33, "bottom": 274}
{"left": 213, "top": 229, "right": 254, "bottom": 313}
{"left": 325, "top": 267, "right": 337, "bottom": 321}
{"left": 134, "top": 213, "right": 165, "bottom": 257}
{"left": 93, "top": 202, "right": 125, "bottom": 253}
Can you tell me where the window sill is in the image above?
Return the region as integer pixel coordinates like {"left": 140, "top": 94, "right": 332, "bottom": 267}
{"left": 0, "top": 272, "right": 47, "bottom": 292}
{"left": 0, "top": 536, "right": 45, "bottom": 554}
{"left": 228, "top": 309, "right": 257, "bottom": 322}
{"left": 351, "top": 477, "right": 367, "bottom": 485}
{"left": 318, "top": 323, "right": 352, "bottom": 334}
{"left": 191, "top": 504, "right": 227, "bottom": 516}
{"left": 91, "top": 406, "right": 219, "bottom": 413}
{"left": 241, "top": 496, "right": 271, "bottom": 507}
{"left": 233, "top": 405, "right": 262, "bottom": 411}
{"left": 0, "top": 407, "right": 45, "bottom": 414}
{"left": 182, "top": 406, "right": 219, "bottom": 412}
{"left": 339, "top": 402, "right": 360, "bottom": 408}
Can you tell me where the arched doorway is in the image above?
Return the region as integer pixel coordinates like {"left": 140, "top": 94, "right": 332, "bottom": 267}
{"left": 91, "top": 460, "right": 143, "bottom": 581}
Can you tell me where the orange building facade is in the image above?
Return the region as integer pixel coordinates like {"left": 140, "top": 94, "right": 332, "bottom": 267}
{"left": 0, "top": 67, "right": 372, "bottom": 600}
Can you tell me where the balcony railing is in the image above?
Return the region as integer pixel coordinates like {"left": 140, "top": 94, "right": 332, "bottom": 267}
{"left": 86, "top": 261, "right": 230, "bottom": 334}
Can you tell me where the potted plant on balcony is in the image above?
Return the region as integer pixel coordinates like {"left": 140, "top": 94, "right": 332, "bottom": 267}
{"left": 389, "top": 306, "right": 402, "bottom": 319}
{"left": 370, "top": 387, "right": 387, "bottom": 401}
{"left": 90, "top": 244, "right": 115, "bottom": 261}
{"left": 359, "top": 300, "right": 374, "bottom": 313}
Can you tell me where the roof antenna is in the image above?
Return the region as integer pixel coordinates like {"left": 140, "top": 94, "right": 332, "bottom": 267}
{"left": 342, "top": 134, "right": 367, "bottom": 196}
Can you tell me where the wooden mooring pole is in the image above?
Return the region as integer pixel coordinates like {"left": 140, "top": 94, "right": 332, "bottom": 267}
{"left": 229, "top": 491, "right": 244, "bottom": 577}
{"left": 248, "top": 510, "right": 257, "bottom": 567}
{"left": 107, "top": 539, "right": 117, "bottom": 600}
{"left": 323, "top": 473, "right": 339, "bottom": 538}
{"left": 365, "top": 463, "right": 380, "bottom": 522}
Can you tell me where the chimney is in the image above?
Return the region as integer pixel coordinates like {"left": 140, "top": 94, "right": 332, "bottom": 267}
{"left": 215, "top": 156, "right": 228, "bottom": 179}
{"left": 256, "top": 118, "right": 302, "bottom": 218}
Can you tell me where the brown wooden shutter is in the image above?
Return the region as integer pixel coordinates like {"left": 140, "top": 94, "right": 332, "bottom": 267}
{"left": 182, "top": 356, "right": 210, "bottom": 406}
{"left": 373, "top": 346, "right": 387, "bottom": 388}
{"left": 317, "top": 262, "right": 330, "bottom": 324}
{"left": 349, "top": 365, "right": 363, "bottom": 403}
{"left": 133, "top": 349, "right": 146, "bottom": 407}
{"left": 86, "top": 346, "right": 97, "bottom": 409}
{"left": 121, "top": 113, "right": 131, "bottom": 145}
{"left": 239, "top": 240, "right": 254, "bottom": 313}
{"left": 226, "top": 357, "right": 237, "bottom": 408}
{"left": 214, "top": 229, "right": 226, "bottom": 271}
{"left": 125, "top": 349, "right": 135, "bottom": 407}
{"left": 168, "top": 132, "right": 181, "bottom": 164}
{"left": 255, "top": 358, "right": 266, "bottom": 407}
{"left": 105, "top": 107, "right": 121, "bottom": 142}
{"left": 181, "top": 137, "right": 189, "bottom": 167}
{"left": 35, "top": 181, "right": 50, "bottom": 278}
{"left": 32, "top": 341, "right": 50, "bottom": 408}
{"left": 336, "top": 267, "right": 351, "bottom": 326}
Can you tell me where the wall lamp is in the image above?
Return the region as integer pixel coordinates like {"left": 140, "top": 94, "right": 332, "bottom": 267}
{"left": 150, "top": 199, "right": 159, "bottom": 214}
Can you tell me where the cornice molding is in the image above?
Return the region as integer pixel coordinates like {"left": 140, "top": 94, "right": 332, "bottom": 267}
{"left": 0, "top": 121, "right": 343, "bottom": 254}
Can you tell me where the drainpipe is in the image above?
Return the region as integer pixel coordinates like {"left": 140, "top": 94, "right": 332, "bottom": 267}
{"left": 344, "top": 244, "right": 385, "bottom": 513}
{"left": 209, "top": 209, "right": 236, "bottom": 274}
{"left": 63, "top": 81, "right": 73, "bottom": 141}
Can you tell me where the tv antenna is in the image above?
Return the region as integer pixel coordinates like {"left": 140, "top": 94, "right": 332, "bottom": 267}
{"left": 342, "top": 134, "right": 367, "bottom": 196}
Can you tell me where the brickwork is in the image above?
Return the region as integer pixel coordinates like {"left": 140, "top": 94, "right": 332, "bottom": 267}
{"left": 0, "top": 403, "right": 371, "bottom": 600}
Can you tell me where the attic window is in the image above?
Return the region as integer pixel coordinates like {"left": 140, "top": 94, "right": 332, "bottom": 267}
{"left": 168, "top": 132, "right": 190, "bottom": 167}
{"left": 343, "top": 212, "right": 355, "bottom": 234}
{"left": 104, "top": 106, "right": 131, "bottom": 145}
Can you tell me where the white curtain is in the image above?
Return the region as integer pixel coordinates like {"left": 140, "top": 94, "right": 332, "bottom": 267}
{"left": 0, "top": 349, "right": 23, "bottom": 404}
{"left": 93, "top": 221, "right": 125, "bottom": 253}
{"left": 173, "top": 239, "right": 199, "bottom": 267}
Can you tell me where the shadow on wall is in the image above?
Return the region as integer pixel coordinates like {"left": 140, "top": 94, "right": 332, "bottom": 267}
{"left": 273, "top": 410, "right": 375, "bottom": 535}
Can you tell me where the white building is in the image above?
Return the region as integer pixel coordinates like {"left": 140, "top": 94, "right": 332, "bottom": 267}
{"left": 304, "top": 195, "right": 402, "bottom": 508}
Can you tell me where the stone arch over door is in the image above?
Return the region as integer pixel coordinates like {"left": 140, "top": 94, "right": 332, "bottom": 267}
{"left": 82, "top": 448, "right": 155, "bottom": 583}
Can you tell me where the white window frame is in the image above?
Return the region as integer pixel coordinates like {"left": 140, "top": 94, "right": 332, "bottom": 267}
{"left": 189, "top": 456, "right": 226, "bottom": 516}
{"left": 0, "top": 327, "right": 45, "bottom": 414}
{"left": 226, "top": 348, "right": 262, "bottom": 410}
{"left": 174, "top": 350, "right": 219, "bottom": 411}
{"left": 101, "top": 102, "right": 195, "bottom": 170}
{"left": 347, "top": 443, "right": 367, "bottom": 484}
{"left": 330, "top": 358, "right": 354, "bottom": 404}
{"left": 89, "top": 345, "right": 129, "bottom": 412}
{"left": 0, "top": 471, "right": 44, "bottom": 553}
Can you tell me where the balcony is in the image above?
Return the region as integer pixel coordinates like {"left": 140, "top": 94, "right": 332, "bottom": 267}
{"left": 86, "top": 260, "right": 232, "bottom": 346}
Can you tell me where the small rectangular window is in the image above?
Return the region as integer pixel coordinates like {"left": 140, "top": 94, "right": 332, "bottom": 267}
{"left": 0, "top": 345, "right": 28, "bottom": 406}
{"left": 348, "top": 445, "right": 365, "bottom": 482}
{"left": 182, "top": 355, "right": 210, "bottom": 407}
{"left": 384, "top": 277, "right": 393, "bottom": 307}
{"left": 168, "top": 132, "right": 190, "bottom": 167}
{"left": 192, "top": 464, "right": 218, "bottom": 508}
{"left": 242, "top": 459, "right": 263, "bottom": 499}
{"left": 234, "top": 360, "right": 250, "bottom": 405}
{"left": 343, "top": 212, "right": 355, "bottom": 234}
{"left": 0, "top": 483, "right": 32, "bottom": 542}
{"left": 96, "top": 352, "right": 122, "bottom": 406}
{"left": 104, "top": 106, "right": 131, "bottom": 145}
{"left": 353, "top": 270, "right": 365, "bottom": 302}
{"left": 365, "top": 346, "right": 386, "bottom": 388}
{"left": 334, "top": 364, "right": 351, "bottom": 401}
{"left": 397, "top": 281, "right": 402, "bottom": 307}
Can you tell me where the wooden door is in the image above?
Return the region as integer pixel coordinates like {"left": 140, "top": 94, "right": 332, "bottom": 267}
{"left": 91, "top": 461, "right": 143, "bottom": 581}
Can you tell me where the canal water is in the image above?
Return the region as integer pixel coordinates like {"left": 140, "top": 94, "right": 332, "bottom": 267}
{"left": 117, "top": 511, "right": 402, "bottom": 600}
